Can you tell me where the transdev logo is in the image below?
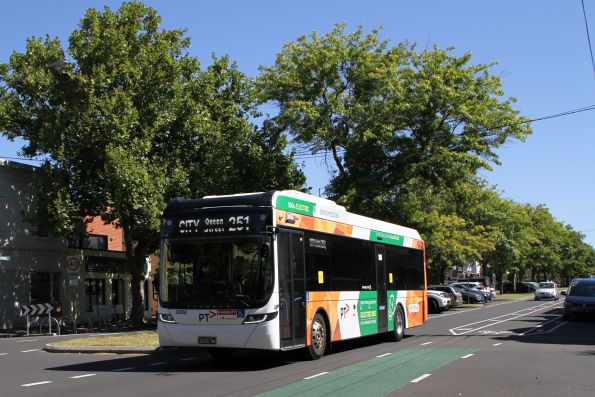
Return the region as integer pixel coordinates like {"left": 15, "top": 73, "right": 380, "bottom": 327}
{"left": 276, "top": 196, "right": 316, "bottom": 216}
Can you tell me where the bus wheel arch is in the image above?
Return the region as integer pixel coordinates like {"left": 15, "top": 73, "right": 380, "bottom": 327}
{"left": 306, "top": 310, "right": 329, "bottom": 360}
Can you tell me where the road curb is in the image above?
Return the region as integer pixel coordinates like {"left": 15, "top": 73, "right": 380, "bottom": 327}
{"left": 44, "top": 344, "right": 159, "bottom": 354}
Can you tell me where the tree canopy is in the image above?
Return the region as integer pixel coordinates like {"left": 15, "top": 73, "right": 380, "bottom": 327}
{"left": 258, "top": 24, "right": 594, "bottom": 282}
{"left": 0, "top": 2, "right": 304, "bottom": 323}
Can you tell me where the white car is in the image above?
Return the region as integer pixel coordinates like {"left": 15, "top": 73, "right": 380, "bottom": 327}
{"left": 427, "top": 290, "right": 451, "bottom": 313}
{"left": 534, "top": 281, "right": 559, "bottom": 300}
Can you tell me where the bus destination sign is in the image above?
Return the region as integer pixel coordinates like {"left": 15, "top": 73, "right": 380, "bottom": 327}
{"left": 165, "top": 208, "right": 271, "bottom": 237}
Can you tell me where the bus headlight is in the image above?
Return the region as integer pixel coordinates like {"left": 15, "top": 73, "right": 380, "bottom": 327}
{"left": 158, "top": 313, "right": 176, "bottom": 324}
{"left": 242, "top": 312, "right": 278, "bottom": 324}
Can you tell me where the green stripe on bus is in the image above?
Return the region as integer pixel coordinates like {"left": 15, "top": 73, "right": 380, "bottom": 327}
{"left": 369, "top": 230, "right": 405, "bottom": 246}
{"left": 256, "top": 348, "right": 475, "bottom": 397}
{"left": 276, "top": 196, "right": 316, "bottom": 216}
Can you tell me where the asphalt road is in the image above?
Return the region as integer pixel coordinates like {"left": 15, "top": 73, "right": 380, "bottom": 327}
{"left": 1, "top": 297, "right": 594, "bottom": 397}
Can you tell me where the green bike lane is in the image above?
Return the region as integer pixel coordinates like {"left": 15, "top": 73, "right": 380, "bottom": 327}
{"left": 256, "top": 347, "right": 476, "bottom": 397}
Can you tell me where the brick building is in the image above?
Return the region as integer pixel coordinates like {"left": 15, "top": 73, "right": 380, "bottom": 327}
{"left": 0, "top": 158, "right": 154, "bottom": 330}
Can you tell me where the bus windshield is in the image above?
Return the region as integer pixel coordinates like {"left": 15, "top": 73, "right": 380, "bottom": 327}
{"left": 160, "top": 236, "right": 273, "bottom": 309}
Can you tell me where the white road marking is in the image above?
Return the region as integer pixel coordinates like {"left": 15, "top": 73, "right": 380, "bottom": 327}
{"left": 543, "top": 320, "right": 569, "bottom": 334}
{"left": 411, "top": 374, "right": 432, "bottom": 383}
{"left": 21, "top": 349, "right": 40, "bottom": 353}
{"left": 461, "top": 353, "right": 475, "bottom": 359}
{"left": 22, "top": 381, "right": 52, "bottom": 387}
{"left": 180, "top": 358, "right": 196, "bottom": 362}
{"left": 493, "top": 343, "right": 503, "bottom": 346}
{"left": 0, "top": 353, "right": 8, "bottom": 356}
{"left": 376, "top": 353, "right": 392, "bottom": 358}
{"left": 304, "top": 372, "right": 329, "bottom": 380}
{"left": 428, "top": 299, "right": 525, "bottom": 319}
{"left": 70, "top": 374, "right": 96, "bottom": 379}
{"left": 449, "top": 301, "right": 562, "bottom": 335}
{"left": 16, "top": 339, "right": 38, "bottom": 343}
{"left": 112, "top": 367, "right": 135, "bottom": 372}
{"left": 420, "top": 342, "right": 433, "bottom": 345}
{"left": 520, "top": 315, "right": 564, "bottom": 336}
{"left": 149, "top": 361, "right": 167, "bottom": 366}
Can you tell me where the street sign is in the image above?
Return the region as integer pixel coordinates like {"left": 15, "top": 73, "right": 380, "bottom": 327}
{"left": 20, "top": 303, "right": 53, "bottom": 316}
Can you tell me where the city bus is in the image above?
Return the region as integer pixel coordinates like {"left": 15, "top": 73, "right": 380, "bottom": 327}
{"left": 157, "top": 190, "right": 427, "bottom": 359}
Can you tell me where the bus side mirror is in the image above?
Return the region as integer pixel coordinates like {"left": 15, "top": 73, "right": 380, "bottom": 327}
{"left": 260, "top": 242, "right": 270, "bottom": 257}
{"left": 152, "top": 275, "right": 160, "bottom": 295}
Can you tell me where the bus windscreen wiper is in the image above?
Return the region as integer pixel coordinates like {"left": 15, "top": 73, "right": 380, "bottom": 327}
{"left": 232, "top": 294, "right": 250, "bottom": 308}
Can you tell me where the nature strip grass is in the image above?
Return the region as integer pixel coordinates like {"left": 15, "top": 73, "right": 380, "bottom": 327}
{"left": 52, "top": 331, "right": 158, "bottom": 348}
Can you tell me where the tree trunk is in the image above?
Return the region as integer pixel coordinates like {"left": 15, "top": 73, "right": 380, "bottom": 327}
{"left": 124, "top": 228, "right": 147, "bottom": 327}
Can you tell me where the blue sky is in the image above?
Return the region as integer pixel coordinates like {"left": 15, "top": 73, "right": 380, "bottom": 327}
{"left": 1, "top": 1, "right": 594, "bottom": 247}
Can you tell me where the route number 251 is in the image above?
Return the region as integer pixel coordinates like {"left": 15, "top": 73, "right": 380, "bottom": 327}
{"left": 229, "top": 216, "right": 249, "bottom": 232}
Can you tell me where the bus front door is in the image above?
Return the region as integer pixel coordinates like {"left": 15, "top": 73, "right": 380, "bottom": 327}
{"left": 376, "top": 245, "right": 388, "bottom": 332}
{"left": 278, "top": 230, "right": 307, "bottom": 349}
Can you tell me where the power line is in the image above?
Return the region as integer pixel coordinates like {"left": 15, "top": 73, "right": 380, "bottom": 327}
{"left": 289, "top": 104, "right": 595, "bottom": 160}
{"left": 581, "top": 0, "right": 595, "bottom": 76}
{"left": 3, "top": 104, "right": 595, "bottom": 162}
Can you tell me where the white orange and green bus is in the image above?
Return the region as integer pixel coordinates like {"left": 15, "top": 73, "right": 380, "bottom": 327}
{"left": 157, "top": 190, "right": 427, "bottom": 359}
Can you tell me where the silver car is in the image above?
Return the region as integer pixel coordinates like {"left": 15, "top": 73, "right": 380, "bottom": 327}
{"left": 427, "top": 290, "right": 451, "bottom": 313}
{"left": 534, "top": 282, "right": 559, "bottom": 300}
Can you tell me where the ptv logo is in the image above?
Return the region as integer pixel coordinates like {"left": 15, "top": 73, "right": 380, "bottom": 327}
{"left": 198, "top": 311, "right": 217, "bottom": 322}
{"left": 340, "top": 304, "right": 350, "bottom": 319}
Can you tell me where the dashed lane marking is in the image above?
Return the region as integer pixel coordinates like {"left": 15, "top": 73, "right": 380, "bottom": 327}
{"left": 21, "top": 349, "right": 40, "bottom": 353}
{"left": 0, "top": 353, "right": 8, "bottom": 356}
{"left": 70, "top": 374, "right": 96, "bottom": 379}
{"left": 15, "top": 339, "right": 38, "bottom": 343}
{"left": 112, "top": 367, "right": 135, "bottom": 372}
{"left": 304, "top": 372, "right": 329, "bottom": 380}
{"left": 22, "top": 381, "right": 52, "bottom": 387}
{"left": 420, "top": 342, "right": 433, "bottom": 345}
{"left": 376, "top": 353, "right": 392, "bottom": 358}
{"left": 149, "top": 361, "right": 167, "bottom": 366}
{"left": 411, "top": 374, "right": 431, "bottom": 383}
{"left": 493, "top": 343, "right": 503, "bottom": 346}
{"left": 461, "top": 354, "right": 475, "bottom": 359}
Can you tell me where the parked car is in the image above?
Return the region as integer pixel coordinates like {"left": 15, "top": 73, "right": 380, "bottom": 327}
{"left": 427, "top": 290, "right": 451, "bottom": 313}
{"left": 451, "top": 283, "right": 492, "bottom": 302}
{"left": 428, "top": 285, "right": 463, "bottom": 307}
{"left": 562, "top": 278, "right": 595, "bottom": 320}
{"left": 452, "top": 286, "right": 485, "bottom": 304}
{"left": 502, "top": 281, "right": 538, "bottom": 293}
{"left": 534, "top": 281, "right": 559, "bottom": 301}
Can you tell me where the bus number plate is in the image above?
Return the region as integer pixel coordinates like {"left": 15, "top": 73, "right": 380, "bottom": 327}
{"left": 198, "top": 336, "right": 217, "bottom": 345}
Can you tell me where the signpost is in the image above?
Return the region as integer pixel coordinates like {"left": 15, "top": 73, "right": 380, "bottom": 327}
{"left": 20, "top": 303, "right": 54, "bottom": 335}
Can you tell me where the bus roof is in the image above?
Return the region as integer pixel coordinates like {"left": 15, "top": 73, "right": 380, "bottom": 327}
{"left": 164, "top": 190, "right": 423, "bottom": 248}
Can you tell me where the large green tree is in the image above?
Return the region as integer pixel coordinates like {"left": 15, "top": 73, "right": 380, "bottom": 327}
{"left": 258, "top": 24, "right": 532, "bottom": 273}
{"left": 0, "top": 2, "right": 304, "bottom": 324}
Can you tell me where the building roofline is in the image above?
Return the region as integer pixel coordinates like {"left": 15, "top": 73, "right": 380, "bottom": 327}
{"left": 0, "top": 158, "right": 38, "bottom": 171}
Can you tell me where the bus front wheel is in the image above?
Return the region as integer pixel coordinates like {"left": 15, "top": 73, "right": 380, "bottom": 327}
{"left": 306, "top": 312, "right": 328, "bottom": 360}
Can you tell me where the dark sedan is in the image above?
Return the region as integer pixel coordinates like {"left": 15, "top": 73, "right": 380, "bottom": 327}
{"left": 452, "top": 283, "right": 492, "bottom": 302}
{"left": 428, "top": 285, "right": 464, "bottom": 307}
{"left": 452, "top": 286, "right": 485, "bottom": 304}
{"left": 562, "top": 278, "right": 595, "bottom": 320}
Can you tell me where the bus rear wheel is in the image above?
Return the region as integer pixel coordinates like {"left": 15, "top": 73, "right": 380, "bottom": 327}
{"left": 306, "top": 312, "right": 327, "bottom": 360}
{"left": 388, "top": 305, "right": 405, "bottom": 342}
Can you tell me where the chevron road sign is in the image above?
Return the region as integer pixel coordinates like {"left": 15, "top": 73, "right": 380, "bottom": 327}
{"left": 20, "top": 303, "right": 53, "bottom": 316}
